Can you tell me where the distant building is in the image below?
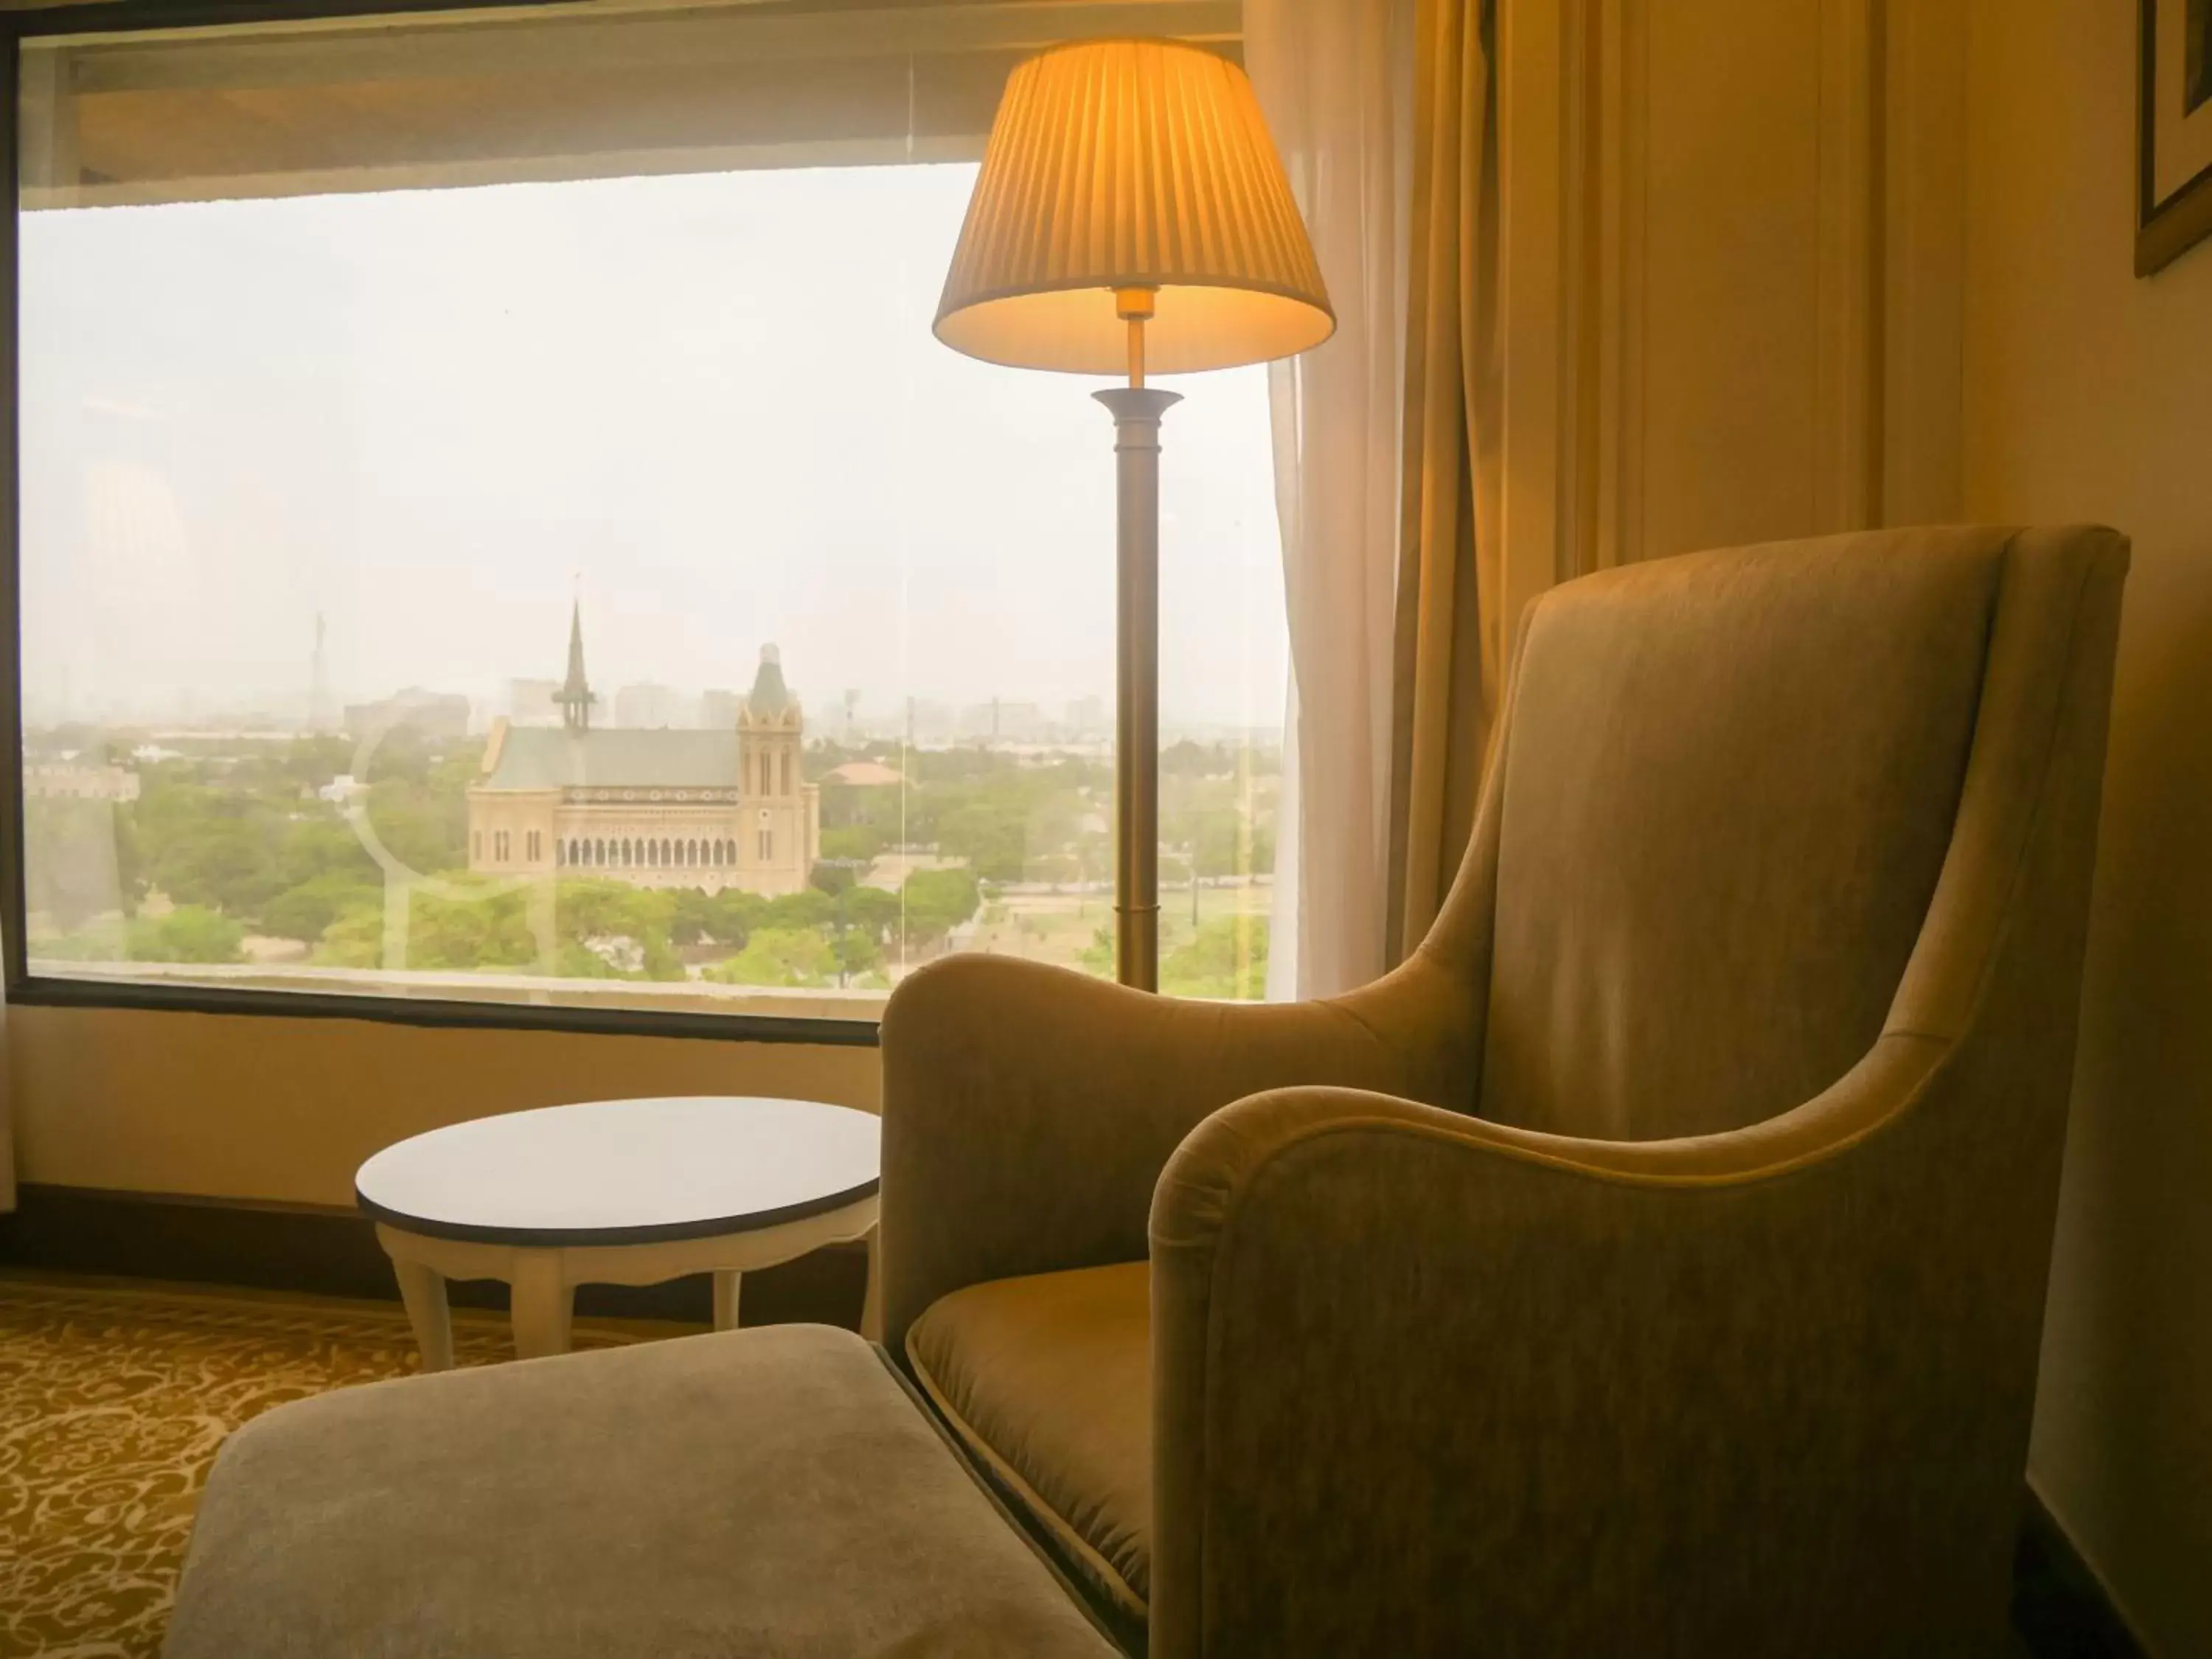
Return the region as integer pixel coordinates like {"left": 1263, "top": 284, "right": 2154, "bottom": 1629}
{"left": 507, "top": 678, "right": 561, "bottom": 726}
{"left": 957, "top": 698, "right": 1045, "bottom": 744}
{"left": 307, "top": 613, "right": 338, "bottom": 733}
{"left": 905, "top": 698, "right": 955, "bottom": 747}
{"left": 613, "top": 681, "right": 693, "bottom": 730}
{"left": 824, "top": 759, "right": 905, "bottom": 788}
{"left": 1063, "top": 695, "right": 1108, "bottom": 740}
{"left": 344, "top": 688, "right": 471, "bottom": 742}
{"left": 25, "top": 762, "right": 139, "bottom": 802}
{"left": 700, "top": 688, "right": 743, "bottom": 729}
{"left": 317, "top": 773, "right": 370, "bottom": 804}
{"left": 465, "top": 604, "right": 818, "bottom": 895}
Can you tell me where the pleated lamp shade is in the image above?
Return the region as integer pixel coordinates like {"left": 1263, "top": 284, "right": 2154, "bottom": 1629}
{"left": 935, "top": 38, "right": 1333, "bottom": 375}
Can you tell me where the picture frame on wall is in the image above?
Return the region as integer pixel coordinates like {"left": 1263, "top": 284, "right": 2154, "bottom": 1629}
{"left": 2139, "top": 0, "right": 2212, "bottom": 273}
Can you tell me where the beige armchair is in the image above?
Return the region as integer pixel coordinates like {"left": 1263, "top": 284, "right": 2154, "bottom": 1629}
{"left": 880, "top": 525, "right": 2127, "bottom": 1658}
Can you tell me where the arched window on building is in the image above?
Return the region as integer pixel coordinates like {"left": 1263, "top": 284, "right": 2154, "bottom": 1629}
{"left": 779, "top": 751, "right": 789, "bottom": 796}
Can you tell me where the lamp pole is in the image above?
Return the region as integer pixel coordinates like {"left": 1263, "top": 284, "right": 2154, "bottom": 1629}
{"left": 1096, "top": 288, "right": 1178, "bottom": 990}
{"left": 931, "top": 46, "right": 1334, "bottom": 987}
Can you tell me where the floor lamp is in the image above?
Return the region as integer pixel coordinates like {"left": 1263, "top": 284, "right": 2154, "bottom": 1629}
{"left": 933, "top": 38, "right": 1333, "bottom": 990}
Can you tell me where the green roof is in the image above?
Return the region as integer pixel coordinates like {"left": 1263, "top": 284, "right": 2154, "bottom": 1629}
{"left": 481, "top": 727, "right": 739, "bottom": 791}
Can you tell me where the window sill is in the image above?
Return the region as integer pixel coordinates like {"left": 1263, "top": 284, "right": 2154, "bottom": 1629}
{"left": 9, "top": 964, "right": 885, "bottom": 1046}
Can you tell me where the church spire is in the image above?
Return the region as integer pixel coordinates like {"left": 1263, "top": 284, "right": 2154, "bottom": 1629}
{"left": 554, "top": 598, "right": 596, "bottom": 733}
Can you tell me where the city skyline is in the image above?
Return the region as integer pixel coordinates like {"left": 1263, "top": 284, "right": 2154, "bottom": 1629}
{"left": 18, "top": 161, "right": 1291, "bottom": 736}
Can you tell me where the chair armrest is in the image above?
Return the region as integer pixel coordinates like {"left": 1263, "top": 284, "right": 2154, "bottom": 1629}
{"left": 1145, "top": 1034, "right": 2025, "bottom": 1659}
{"left": 879, "top": 950, "right": 1479, "bottom": 1353}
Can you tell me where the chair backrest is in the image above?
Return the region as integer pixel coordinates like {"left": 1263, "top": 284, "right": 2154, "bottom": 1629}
{"left": 1472, "top": 526, "right": 2027, "bottom": 1142}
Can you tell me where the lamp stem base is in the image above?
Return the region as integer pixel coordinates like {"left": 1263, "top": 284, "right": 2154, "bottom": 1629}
{"left": 1093, "top": 386, "right": 1182, "bottom": 992}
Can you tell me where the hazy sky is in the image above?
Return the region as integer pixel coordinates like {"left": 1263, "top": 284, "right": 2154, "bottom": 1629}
{"left": 19, "top": 162, "right": 1287, "bottom": 727}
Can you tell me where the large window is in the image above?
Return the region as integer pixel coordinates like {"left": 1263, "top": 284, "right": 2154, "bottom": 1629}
{"left": 10, "top": 1, "right": 1284, "bottom": 1033}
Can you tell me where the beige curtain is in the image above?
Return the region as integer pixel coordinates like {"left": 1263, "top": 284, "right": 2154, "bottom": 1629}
{"left": 1386, "top": 0, "right": 1503, "bottom": 964}
{"left": 1, "top": 956, "right": 13, "bottom": 1213}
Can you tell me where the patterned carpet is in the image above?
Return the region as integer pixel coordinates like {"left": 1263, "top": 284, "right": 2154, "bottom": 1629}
{"left": 0, "top": 1272, "right": 658, "bottom": 1659}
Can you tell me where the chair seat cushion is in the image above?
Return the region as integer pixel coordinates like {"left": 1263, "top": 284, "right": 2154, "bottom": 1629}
{"left": 165, "top": 1324, "right": 1119, "bottom": 1659}
{"left": 905, "top": 1262, "right": 1152, "bottom": 1625}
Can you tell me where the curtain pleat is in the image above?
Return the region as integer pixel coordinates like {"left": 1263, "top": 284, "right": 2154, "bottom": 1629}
{"left": 1387, "top": 0, "right": 1501, "bottom": 964}
{"left": 1, "top": 945, "right": 13, "bottom": 1212}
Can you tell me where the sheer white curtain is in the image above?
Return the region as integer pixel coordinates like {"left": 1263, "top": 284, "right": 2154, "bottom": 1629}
{"left": 1247, "top": 0, "right": 1413, "bottom": 998}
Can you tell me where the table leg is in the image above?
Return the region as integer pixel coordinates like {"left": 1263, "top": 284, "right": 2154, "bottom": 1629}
{"left": 712, "top": 1270, "right": 742, "bottom": 1333}
{"left": 860, "top": 1222, "right": 883, "bottom": 1343}
{"left": 392, "top": 1257, "right": 455, "bottom": 1374}
{"left": 510, "top": 1250, "right": 574, "bottom": 1360}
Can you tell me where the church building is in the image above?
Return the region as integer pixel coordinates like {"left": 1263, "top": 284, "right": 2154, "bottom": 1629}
{"left": 465, "top": 605, "right": 819, "bottom": 895}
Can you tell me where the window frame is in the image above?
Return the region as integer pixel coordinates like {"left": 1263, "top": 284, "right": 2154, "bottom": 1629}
{"left": 0, "top": 0, "right": 878, "bottom": 1046}
{"left": 0, "top": 0, "right": 1239, "bottom": 1046}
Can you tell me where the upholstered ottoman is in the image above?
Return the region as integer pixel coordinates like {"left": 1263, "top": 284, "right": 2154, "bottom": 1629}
{"left": 164, "top": 1324, "right": 1120, "bottom": 1658}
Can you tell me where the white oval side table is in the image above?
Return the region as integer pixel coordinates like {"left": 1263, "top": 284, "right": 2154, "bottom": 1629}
{"left": 355, "top": 1096, "right": 880, "bottom": 1370}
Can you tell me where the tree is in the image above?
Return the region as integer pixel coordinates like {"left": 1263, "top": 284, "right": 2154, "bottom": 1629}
{"left": 832, "top": 925, "right": 883, "bottom": 981}
{"left": 147, "top": 807, "right": 286, "bottom": 918}
{"left": 1079, "top": 921, "right": 1115, "bottom": 977}
{"left": 1160, "top": 915, "right": 1269, "bottom": 1000}
{"left": 364, "top": 771, "right": 468, "bottom": 877}
{"left": 936, "top": 806, "right": 1027, "bottom": 882}
{"left": 128, "top": 905, "right": 246, "bottom": 964}
{"left": 404, "top": 884, "right": 536, "bottom": 970}
{"left": 845, "top": 886, "right": 902, "bottom": 944}
{"left": 261, "top": 872, "right": 380, "bottom": 944}
{"left": 313, "top": 902, "right": 386, "bottom": 969}
{"left": 706, "top": 926, "right": 837, "bottom": 987}
{"left": 901, "top": 867, "right": 981, "bottom": 948}
{"left": 764, "top": 888, "right": 835, "bottom": 931}
{"left": 23, "top": 797, "right": 132, "bottom": 932}
{"left": 818, "top": 824, "right": 886, "bottom": 864}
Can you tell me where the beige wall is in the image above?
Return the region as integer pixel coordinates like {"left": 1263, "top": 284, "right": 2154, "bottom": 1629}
{"left": 5, "top": 1002, "right": 878, "bottom": 1207}
{"left": 1962, "top": 2, "right": 2212, "bottom": 1653}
